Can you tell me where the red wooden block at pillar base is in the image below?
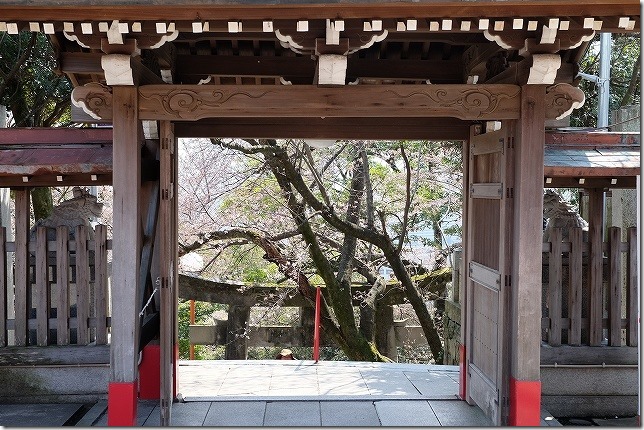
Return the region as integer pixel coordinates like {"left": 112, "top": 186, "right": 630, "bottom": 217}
{"left": 458, "top": 344, "right": 466, "bottom": 400}
{"left": 108, "top": 381, "right": 138, "bottom": 426}
{"left": 139, "top": 344, "right": 160, "bottom": 399}
{"left": 509, "top": 377, "right": 541, "bottom": 426}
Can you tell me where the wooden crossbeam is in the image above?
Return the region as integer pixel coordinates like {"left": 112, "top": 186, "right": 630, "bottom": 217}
{"left": 73, "top": 84, "right": 522, "bottom": 120}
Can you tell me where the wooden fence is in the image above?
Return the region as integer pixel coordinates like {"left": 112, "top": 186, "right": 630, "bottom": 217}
{"left": 542, "top": 226, "right": 637, "bottom": 347}
{"left": 0, "top": 224, "right": 111, "bottom": 347}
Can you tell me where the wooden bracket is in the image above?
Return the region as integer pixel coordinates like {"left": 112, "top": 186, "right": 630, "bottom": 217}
{"left": 316, "top": 54, "right": 348, "bottom": 86}
{"left": 71, "top": 83, "right": 112, "bottom": 120}
{"left": 544, "top": 83, "right": 585, "bottom": 120}
{"left": 526, "top": 54, "right": 561, "bottom": 85}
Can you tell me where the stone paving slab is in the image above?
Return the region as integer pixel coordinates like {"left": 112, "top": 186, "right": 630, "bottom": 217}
{"left": 264, "top": 401, "right": 321, "bottom": 426}
{"left": 428, "top": 399, "right": 492, "bottom": 426}
{"left": 94, "top": 400, "right": 156, "bottom": 426}
{"left": 143, "top": 401, "right": 211, "bottom": 426}
{"left": 374, "top": 400, "right": 441, "bottom": 426}
{"left": 0, "top": 403, "right": 82, "bottom": 427}
{"left": 404, "top": 370, "right": 460, "bottom": 397}
{"left": 320, "top": 401, "right": 382, "bottom": 426}
{"left": 202, "top": 401, "right": 266, "bottom": 427}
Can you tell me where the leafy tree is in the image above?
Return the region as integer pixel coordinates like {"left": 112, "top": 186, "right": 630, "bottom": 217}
{"left": 178, "top": 138, "right": 458, "bottom": 362}
{"left": 0, "top": 31, "right": 73, "bottom": 220}
{"left": 571, "top": 33, "right": 640, "bottom": 128}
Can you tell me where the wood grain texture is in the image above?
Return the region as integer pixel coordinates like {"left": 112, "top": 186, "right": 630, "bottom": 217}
{"left": 35, "top": 226, "right": 50, "bottom": 346}
{"left": 567, "top": 227, "right": 582, "bottom": 346}
{"left": 159, "top": 120, "right": 175, "bottom": 425}
{"left": 587, "top": 188, "right": 603, "bottom": 346}
{"left": 511, "top": 84, "right": 545, "bottom": 381}
{"left": 75, "top": 225, "right": 90, "bottom": 345}
{"left": 137, "top": 84, "right": 521, "bottom": 120}
{"left": 547, "top": 227, "right": 562, "bottom": 346}
{"left": 13, "top": 190, "right": 30, "bottom": 347}
{"left": 626, "top": 227, "right": 637, "bottom": 347}
{"left": 110, "top": 85, "right": 142, "bottom": 383}
{"left": 95, "top": 225, "right": 109, "bottom": 345}
{"left": 0, "top": 2, "right": 639, "bottom": 22}
{"left": 607, "top": 227, "right": 622, "bottom": 346}
{"left": 56, "top": 226, "right": 70, "bottom": 345}
{"left": 0, "top": 227, "right": 6, "bottom": 347}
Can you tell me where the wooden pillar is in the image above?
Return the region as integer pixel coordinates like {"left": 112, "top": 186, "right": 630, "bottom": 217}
{"left": 459, "top": 139, "right": 470, "bottom": 402}
{"left": 108, "top": 86, "right": 141, "bottom": 427}
{"left": 587, "top": 188, "right": 604, "bottom": 346}
{"left": 226, "top": 305, "right": 250, "bottom": 360}
{"left": 159, "top": 121, "right": 178, "bottom": 425}
{"left": 508, "top": 85, "right": 545, "bottom": 426}
{"left": 13, "top": 189, "right": 30, "bottom": 347}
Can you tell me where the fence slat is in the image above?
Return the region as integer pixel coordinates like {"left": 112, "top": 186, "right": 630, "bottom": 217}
{"left": 0, "top": 227, "right": 7, "bottom": 347}
{"left": 626, "top": 227, "right": 638, "bottom": 347}
{"left": 75, "top": 225, "right": 90, "bottom": 345}
{"left": 608, "top": 227, "right": 622, "bottom": 346}
{"left": 568, "top": 227, "right": 582, "bottom": 346}
{"left": 95, "top": 225, "right": 108, "bottom": 344}
{"left": 14, "top": 190, "right": 30, "bottom": 346}
{"left": 56, "top": 226, "right": 70, "bottom": 345}
{"left": 35, "top": 226, "right": 50, "bottom": 346}
{"left": 587, "top": 189, "right": 603, "bottom": 346}
{"left": 548, "top": 227, "right": 562, "bottom": 346}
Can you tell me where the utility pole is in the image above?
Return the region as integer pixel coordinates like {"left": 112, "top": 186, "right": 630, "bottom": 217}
{"left": 598, "top": 33, "right": 612, "bottom": 128}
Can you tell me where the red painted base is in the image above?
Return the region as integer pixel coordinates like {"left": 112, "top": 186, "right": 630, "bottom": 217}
{"left": 139, "top": 344, "right": 161, "bottom": 399}
{"left": 509, "top": 377, "right": 541, "bottom": 426}
{"left": 108, "top": 381, "right": 138, "bottom": 426}
{"left": 458, "top": 344, "right": 466, "bottom": 400}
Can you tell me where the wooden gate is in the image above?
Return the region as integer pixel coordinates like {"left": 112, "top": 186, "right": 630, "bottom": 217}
{"left": 464, "top": 123, "right": 513, "bottom": 424}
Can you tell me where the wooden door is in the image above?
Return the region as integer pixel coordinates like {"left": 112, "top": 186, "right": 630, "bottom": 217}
{"left": 464, "top": 123, "right": 513, "bottom": 424}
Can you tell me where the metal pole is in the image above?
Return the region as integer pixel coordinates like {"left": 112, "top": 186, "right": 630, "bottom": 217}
{"left": 598, "top": 33, "right": 612, "bottom": 128}
{"left": 313, "top": 287, "right": 321, "bottom": 362}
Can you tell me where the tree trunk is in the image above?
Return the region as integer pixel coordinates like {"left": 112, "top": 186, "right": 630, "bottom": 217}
{"left": 31, "top": 187, "right": 53, "bottom": 222}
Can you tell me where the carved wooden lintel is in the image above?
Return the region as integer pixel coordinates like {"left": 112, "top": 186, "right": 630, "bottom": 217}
{"left": 71, "top": 83, "right": 113, "bottom": 120}
{"left": 137, "top": 84, "right": 521, "bottom": 121}
{"left": 544, "top": 83, "right": 585, "bottom": 120}
{"left": 70, "top": 84, "right": 522, "bottom": 121}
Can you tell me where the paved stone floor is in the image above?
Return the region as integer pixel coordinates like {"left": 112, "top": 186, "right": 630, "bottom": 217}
{"left": 0, "top": 361, "right": 576, "bottom": 426}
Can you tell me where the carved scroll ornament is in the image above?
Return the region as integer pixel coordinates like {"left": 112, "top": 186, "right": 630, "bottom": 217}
{"left": 545, "top": 83, "right": 585, "bottom": 120}
{"left": 72, "top": 83, "right": 113, "bottom": 120}
{"left": 70, "top": 84, "right": 525, "bottom": 121}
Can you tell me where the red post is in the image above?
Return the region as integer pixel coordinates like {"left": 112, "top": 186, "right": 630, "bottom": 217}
{"left": 189, "top": 299, "right": 195, "bottom": 360}
{"left": 108, "top": 381, "right": 138, "bottom": 426}
{"left": 139, "top": 344, "right": 161, "bottom": 400}
{"left": 313, "top": 287, "right": 321, "bottom": 362}
{"left": 458, "top": 344, "right": 466, "bottom": 400}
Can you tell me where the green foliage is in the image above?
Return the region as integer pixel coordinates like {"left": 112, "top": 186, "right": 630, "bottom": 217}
{"left": 177, "top": 299, "right": 227, "bottom": 360}
{"left": 571, "top": 33, "right": 640, "bottom": 128}
{"left": 0, "top": 32, "right": 72, "bottom": 127}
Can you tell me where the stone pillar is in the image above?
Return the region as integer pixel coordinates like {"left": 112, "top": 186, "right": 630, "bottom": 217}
{"left": 225, "top": 305, "right": 250, "bottom": 359}
{"left": 608, "top": 105, "right": 639, "bottom": 239}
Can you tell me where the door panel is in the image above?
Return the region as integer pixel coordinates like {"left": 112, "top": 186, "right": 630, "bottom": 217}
{"left": 465, "top": 124, "right": 512, "bottom": 425}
